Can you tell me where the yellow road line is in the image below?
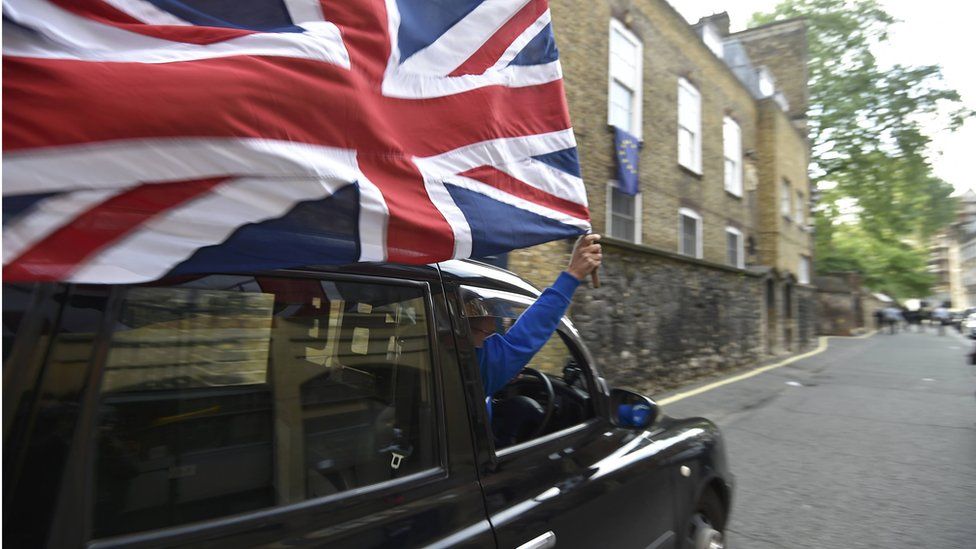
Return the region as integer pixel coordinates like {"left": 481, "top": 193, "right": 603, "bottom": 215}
{"left": 658, "top": 330, "right": 877, "bottom": 406}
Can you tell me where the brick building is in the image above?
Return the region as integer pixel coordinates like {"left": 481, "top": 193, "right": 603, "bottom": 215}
{"left": 491, "top": 1, "right": 817, "bottom": 394}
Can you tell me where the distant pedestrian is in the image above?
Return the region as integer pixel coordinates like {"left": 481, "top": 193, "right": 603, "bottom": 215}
{"left": 874, "top": 309, "right": 884, "bottom": 330}
{"left": 932, "top": 305, "right": 950, "bottom": 336}
{"left": 882, "top": 306, "right": 903, "bottom": 334}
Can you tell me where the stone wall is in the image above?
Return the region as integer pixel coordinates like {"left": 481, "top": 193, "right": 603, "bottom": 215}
{"left": 796, "top": 285, "right": 817, "bottom": 348}
{"left": 568, "top": 239, "right": 763, "bottom": 395}
{"left": 815, "top": 273, "right": 884, "bottom": 336}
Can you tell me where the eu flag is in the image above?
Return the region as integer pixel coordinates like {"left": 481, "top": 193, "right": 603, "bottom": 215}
{"left": 614, "top": 127, "right": 641, "bottom": 196}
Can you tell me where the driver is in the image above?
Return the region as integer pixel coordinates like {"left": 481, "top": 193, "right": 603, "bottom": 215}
{"left": 467, "top": 234, "right": 602, "bottom": 399}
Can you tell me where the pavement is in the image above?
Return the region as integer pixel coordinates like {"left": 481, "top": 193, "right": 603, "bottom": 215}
{"left": 662, "top": 328, "right": 976, "bottom": 548}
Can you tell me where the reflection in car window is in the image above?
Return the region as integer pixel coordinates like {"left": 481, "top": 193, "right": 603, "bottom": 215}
{"left": 2, "top": 283, "right": 35, "bottom": 365}
{"left": 7, "top": 286, "right": 110, "bottom": 548}
{"left": 92, "top": 276, "right": 438, "bottom": 538}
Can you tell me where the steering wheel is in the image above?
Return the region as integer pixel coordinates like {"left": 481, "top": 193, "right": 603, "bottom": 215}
{"left": 519, "top": 368, "right": 556, "bottom": 438}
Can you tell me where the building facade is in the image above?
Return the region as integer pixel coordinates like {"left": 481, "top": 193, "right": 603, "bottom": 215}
{"left": 934, "top": 189, "right": 976, "bottom": 309}
{"left": 498, "top": 0, "right": 816, "bottom": 395}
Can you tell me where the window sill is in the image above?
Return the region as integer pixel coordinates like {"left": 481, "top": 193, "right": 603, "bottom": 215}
{"left": 601, "top": 237, "right": 763, "bottom": 276}
{"left": 725, "top": 190, "right": 743, "bottom": 200}
{"left": 678, "top": 164, "right": 703, "bottom": 179}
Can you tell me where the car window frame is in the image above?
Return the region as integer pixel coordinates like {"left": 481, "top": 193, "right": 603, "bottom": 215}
{"left": 60, "top": 269, "right": 453, "bottom": 547}
{"left": 455, "top": 285, "right": 609, "bottom": 460}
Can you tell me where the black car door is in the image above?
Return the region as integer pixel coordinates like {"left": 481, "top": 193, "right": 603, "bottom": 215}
{"left": 3, "top": 268, "right": 495, "bottom": 548}
{"left": 448, "top": 284, "right": 680, "bottom": 549}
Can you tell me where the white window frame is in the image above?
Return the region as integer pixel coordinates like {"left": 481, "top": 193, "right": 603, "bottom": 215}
{"left": 723, "top": 116, "right": 743, "bottom": 196}
{"left": 781, "top": 179, "right": 792, "bottom": 219}
{"left": 799, "top": 255, "right": 811, "bottom": 284}
{"left": 606, "top": 181, "right": 643, "bottom": 244}
{"left": 677, "top": 78, "right": 702, "bottom": 174}
{"left": 679, "top": 207, "right": 703, "bottom": 259}
{"left": 608, "top": 19, "right": 643, "bottom": 138}
{"left": 725, "top": 227, "right": 745, "bottom": 268}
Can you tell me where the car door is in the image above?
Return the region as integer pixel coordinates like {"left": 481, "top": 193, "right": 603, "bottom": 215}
{"left": 3, "top": 268, "right": 495, "bottom": 548}
{"left": 448, "top": 284, "right": 680, "bottom": 549}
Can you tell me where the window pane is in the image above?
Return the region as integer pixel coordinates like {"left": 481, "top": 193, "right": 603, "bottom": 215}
{"left": 727, "top": 232, "right": 739, "bottom": 267}
{"left": 92, "top": 276, "right": 438, "bottom": 538}
{"left": 678, "top": 128, "right": 693, "bottom": 168}
{"left": 681, "top": 215, "right": 698, "bottom": 256}
{"left": 609, "top": 81, "right": 634, "bottom": 132}
{"left": 610, "top": 187, "right": 636, "bottom": 241}
{"left": 781, "top": 180, "right": 792, "bottom": 215}
{"left": 610, "top": 29, "right": 638, "bottom": 85}
{"left": 611, "top": 214, "right": 635, "bottom": 241}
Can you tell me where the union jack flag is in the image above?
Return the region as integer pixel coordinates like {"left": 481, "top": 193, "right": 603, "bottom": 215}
{"left": 3, "top": 0, "right": 590, "bottom": 283}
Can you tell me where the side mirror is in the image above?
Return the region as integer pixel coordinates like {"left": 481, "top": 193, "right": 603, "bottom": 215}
{"left": 610, "top": 388, "right": 659, "bottom": 429}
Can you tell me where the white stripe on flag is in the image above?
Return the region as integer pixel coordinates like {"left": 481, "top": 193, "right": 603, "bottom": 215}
{"left": 446, "top": 175, "right": 590, "bottom": 229}
{"left": 3, "top": 1, "right": 349, "bottom": 67}
{"left": 490, "top": 9, "right": 551, "bottom": 71}
{"left": 354, "top": 175, "right": 389, "bottom": 262}
{"left": 396, "top": 0, "right": 532, "bottom": 76}
{"left": 3, "top": 189, "right": 123, "bottom": 264}
{"left": 422, "top": 175, "right": 474, "bottom": 259}
{"left": 102, "top": 0, "right": 191, "bottom": 25}
{"left": 281, "top": 0, "right": 326, "bottom": 24}
{"left": 495, "top": 157, "right": 587, "bottom": 206}
{"left": 66, "top": 177, "right": 353, "bottom": 283}
{"left": 3, "top": 138, "right": 361, "bottom": 196}
{"left": 381, "top": 61, "right": 561, "bottom": 99}
{"left": 414, "top": 129, "right": 577, "bottom": 178}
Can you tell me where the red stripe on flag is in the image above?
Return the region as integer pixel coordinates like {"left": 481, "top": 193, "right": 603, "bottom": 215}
{"left": 3, "top": 56, "right": 572, "bottom": 158}
{"left": 449, "top": 0, "right": 548, "bottom": 77}
{"left": 3, "top": 178, "right": 227, "bottom": 282}
{"left": 49, "top": 0, "right": 255, "bottom": 45}
{"left": 321, "top": 0, "right": 391, "bottom": 86}
{"left": 358, "top": 156, "right": 455, "bottom": 263}
{"left": 459, "top": 165, "right": 589, "bottom": 220}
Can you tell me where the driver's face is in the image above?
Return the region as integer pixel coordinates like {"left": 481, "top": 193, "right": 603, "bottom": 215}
{"left": 470, "top": 317, "right": 495, "bottom": 348}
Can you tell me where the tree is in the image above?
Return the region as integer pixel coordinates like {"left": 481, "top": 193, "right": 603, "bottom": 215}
{"left": 751, "top": 0, "right": 970, "bottom": 298}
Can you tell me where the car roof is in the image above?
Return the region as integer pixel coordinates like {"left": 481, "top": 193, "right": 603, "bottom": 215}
{"left": 436, "top": 260, "right": 541, "bottom": 297}
{"left": 295, "top": 259, "right": 542, "bottom": 298}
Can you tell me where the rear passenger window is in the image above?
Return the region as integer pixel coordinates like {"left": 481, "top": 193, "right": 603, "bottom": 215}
{"left": 92, "top": 275, "right": 439, "bottom": 538}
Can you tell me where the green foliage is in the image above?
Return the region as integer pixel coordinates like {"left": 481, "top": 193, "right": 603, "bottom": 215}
{"left": 750, "top": 0, "right": 970, "bottom": 298}
{"left": 816, "top": 224, "right": 933, "bottom": 298}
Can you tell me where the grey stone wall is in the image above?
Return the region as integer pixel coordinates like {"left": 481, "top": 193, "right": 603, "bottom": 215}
{"left": 796, "top": 285, "right": 817, "bottom": 348}
{"left": 569, "top": 239, "right": 763, "bottom": 395}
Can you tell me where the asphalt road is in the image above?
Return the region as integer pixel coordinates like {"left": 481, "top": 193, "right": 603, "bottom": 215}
{"left": 663, "top": 328, "right": 976, "bottom": 548}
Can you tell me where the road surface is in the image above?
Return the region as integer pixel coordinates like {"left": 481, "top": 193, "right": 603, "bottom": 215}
{"left": 663, "top": 329, "right": 976, "bottom": 548}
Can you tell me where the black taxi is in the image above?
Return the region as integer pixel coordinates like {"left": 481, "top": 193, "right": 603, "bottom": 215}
{"left": 3, "top": 260, "right": 732, "bottom": 548}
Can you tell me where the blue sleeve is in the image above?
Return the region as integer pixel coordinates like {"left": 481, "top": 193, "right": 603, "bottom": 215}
{"left": 479, "top": 272, "right": 581, "bottom": 396}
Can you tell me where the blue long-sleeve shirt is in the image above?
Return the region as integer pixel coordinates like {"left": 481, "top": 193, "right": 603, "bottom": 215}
{"left": 476, "top": 272, "right": 581, "bottom": 397}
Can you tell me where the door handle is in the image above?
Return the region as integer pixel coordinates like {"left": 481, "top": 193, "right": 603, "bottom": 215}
{"left": 517, "top": 530, "right": 556, "bottom": 549}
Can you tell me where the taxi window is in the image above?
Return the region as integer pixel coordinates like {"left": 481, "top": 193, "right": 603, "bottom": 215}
{"left": 459, "top": 285, "right": 596, "bottom": 449}
{"left": 92, "top": 275, "right": 439, "bottom": 539}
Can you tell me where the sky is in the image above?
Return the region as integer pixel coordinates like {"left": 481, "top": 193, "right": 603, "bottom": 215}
{"left": 673, "top": 0, "right": 976, "bottom": 194}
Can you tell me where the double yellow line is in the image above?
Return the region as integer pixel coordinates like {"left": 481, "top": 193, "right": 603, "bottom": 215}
{"left": 657, "top": 330, "right": 877, "bottom": 406}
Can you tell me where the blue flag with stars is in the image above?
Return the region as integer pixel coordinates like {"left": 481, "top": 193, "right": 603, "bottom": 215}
{"left": 614, "top": 127, "right": 641, "bottom": 196}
